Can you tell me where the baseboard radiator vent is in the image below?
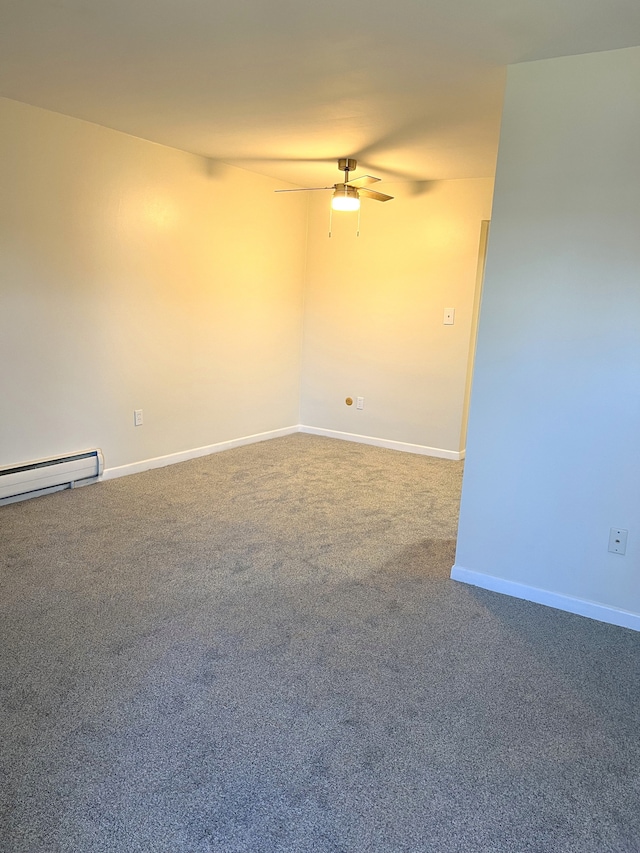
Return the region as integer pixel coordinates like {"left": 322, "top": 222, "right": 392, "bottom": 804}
{"left": 0, "top": 449, "right": 104, "bottom": 506}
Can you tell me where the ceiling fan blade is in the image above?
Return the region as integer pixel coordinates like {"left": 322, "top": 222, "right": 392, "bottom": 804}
{"left": 274, "top": 186, "right": 333, "bottom": 193}
{"left": 347, "top": 175, "right": 381, "bottom": 188}
{"left": 358, "top": 188, "right": 394, "bottom": 202}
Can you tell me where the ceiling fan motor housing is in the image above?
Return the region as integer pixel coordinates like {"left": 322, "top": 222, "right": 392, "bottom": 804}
{"left": 334, "top": 183, "right": 358, "bottom": 198}
{"left": 338, "top": 158, "right": 357, "bottom": 174}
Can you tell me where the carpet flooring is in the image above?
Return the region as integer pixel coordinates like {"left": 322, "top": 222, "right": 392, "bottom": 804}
{"left": 1, "top": 433, "right": 639, "bottom": 852}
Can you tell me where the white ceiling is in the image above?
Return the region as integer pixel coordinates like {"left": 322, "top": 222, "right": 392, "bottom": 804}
{"left": 2, "top": 0, "right": 640, "bottom": 188}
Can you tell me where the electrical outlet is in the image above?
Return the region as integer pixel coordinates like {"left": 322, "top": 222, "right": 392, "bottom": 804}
{"left": 608, "top": 527, "right": 628, "bottom": 555}
{"left": 356, "top": 397, "right": 364, "bottom": 410}
{"left": 134, "top": 409, "right": 143, "bottom": 427}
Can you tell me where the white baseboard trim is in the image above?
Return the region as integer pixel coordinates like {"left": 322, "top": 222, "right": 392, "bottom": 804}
{"left": 101, "top": 423, "right": 461, "bottom": 483}
{"left": 299, "top": 425, "right": 463, "bottom": 461}
{"left": 101, "top": 426, "right": 299, "bottom": 481}
{"left": 450, "top": 565, "right": 640, "bottom": 632}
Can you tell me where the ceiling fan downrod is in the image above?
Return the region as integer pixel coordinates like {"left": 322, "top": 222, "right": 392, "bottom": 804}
{"left": 337, "top": 158, "right": 357, "bottom": 181}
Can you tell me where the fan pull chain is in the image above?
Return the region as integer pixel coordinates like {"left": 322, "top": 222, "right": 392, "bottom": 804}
{"left": 357, "top": 205, "right": 361, "bottom": 237}
{"left": 328, "top": 204, "right": 333, "bottom": 237}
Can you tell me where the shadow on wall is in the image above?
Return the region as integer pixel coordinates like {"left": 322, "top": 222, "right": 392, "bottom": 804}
{"left": 203, "top": 157, "right": 232, "bottom": 179}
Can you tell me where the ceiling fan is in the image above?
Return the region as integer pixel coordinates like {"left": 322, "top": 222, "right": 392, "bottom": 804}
{"left": 275, "top": 158, "right": 393, "bottom": 210}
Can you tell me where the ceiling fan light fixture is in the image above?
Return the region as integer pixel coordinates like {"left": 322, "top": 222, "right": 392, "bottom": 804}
{"left": 331, "top": 184, "right": 360, "bottom": 211}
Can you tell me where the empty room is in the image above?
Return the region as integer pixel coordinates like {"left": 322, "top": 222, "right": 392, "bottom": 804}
{"left": 1, "top": 2, "right": 640, "bottom": 851}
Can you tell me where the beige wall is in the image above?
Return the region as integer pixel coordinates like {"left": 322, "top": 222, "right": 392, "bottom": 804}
{"left": 300, "top": 179, "right": 493, "bottom": 455}
{"left": 0, "top": 98, "right": 308, "bottom": 471}
{"left": 0, "top": 96, "right": 493, "bottom": 475}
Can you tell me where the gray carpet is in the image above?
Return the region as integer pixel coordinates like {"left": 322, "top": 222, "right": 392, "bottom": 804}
{"left": 1, "top": 433, "right": 639, "bottom": 853}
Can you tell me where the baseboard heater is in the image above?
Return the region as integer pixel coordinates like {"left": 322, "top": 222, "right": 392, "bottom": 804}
{"left": 0, "top": 449, "right": 104, "bottom": 506}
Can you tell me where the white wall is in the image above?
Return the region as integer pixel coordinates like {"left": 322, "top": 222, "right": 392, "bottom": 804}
{"left": 300, "top": 179, "right": 493, "bottom": 456}
{"left": 454, "top": 47, "right": 640, "bottom": 623}
{"left": 0, "top": 98, "right": 308, "bottom": 471}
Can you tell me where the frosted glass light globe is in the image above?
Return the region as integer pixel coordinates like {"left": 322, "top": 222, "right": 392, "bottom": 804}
{"left": 331, "top": 185, "right": 360, "bottom": 211}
